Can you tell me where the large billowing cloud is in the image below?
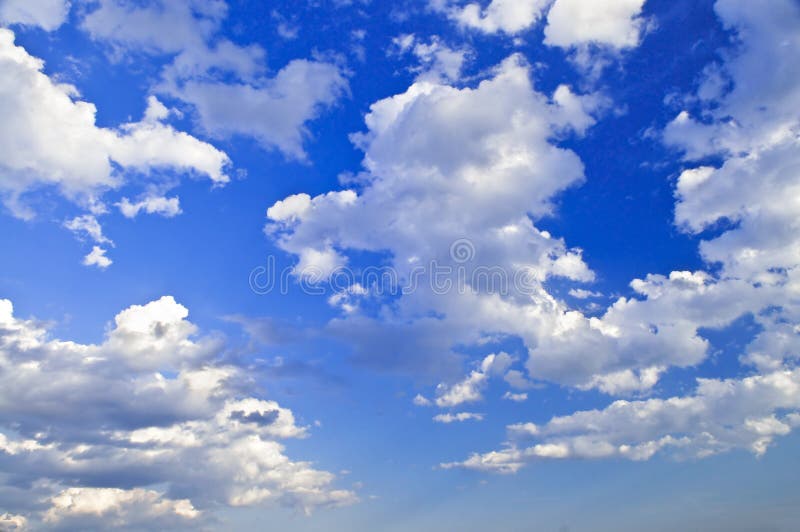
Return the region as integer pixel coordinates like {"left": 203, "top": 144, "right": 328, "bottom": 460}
{"left": 0, "top": 296, "right": 355, "bottom": 528}
{"left": 80, "top": 0, "right": 348, "bottom": 160}
{"left": 0, "top": 28, "right": 229, "bottom": 219}
{"left": 446, "top": 0, "right": 800, "bottom": 471}
{"left": 266, "top": 52, "right": 765, "bottom": 397}
{"left": 266, "top": 55, "right": 637, "bottom": 383}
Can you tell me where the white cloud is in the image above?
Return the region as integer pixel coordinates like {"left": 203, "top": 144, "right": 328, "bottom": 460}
{"left": 434, "top": 0, "right": 550, "bottom": 34}
{"left": 502, "top": 392, "right": 528, "bottom": 402}
{"left": 433, "top": 353, "right": 514, "bottom": 408}
{"left": 445, "top": 368, "right": 800, "bottom": 472}
{"left": 80, "top": 0, "right": 226, "bottom": 57}
{"left": 0, "top": 0, "right": 70, "bottom": 31}
{"left": 64, "top": 214, "right": 113, "bottom": 245}
{"left": 661, "top": 0, "right": 800, "bottom": 305}
{"left": 43, "top": 488, "right": 199, "bottom": 529}
{"left": 504, "top": 369, "right": 538, "bottom": 390}
{"left": 0, "top": 30, "right": 230, "bottom": 218}
{"left": 118, "top": 195, "right": 182, "bottom": 218}
{"left": 270, "top": 55, "right": 706, "bottom": 393}
{"left": 544, "top": 0, "right": 647, "bottom": 49}
{"left": 0, "top": 512, "right": 27, "bottom": 530}
{"left": 444, "top": 0, "right": 800, "bottom": 473}
{"left": 568, "top": 288, "right": 601, "bottom": 299}
{"left": 83, "top": 245, "right": 112, "bottom": 269}
{"left": 435, "top": 369, "right": 487, "bottom": 408}
{"left": 392, "top": 34, "right": 469, "bottom": 83}
{"left": 80, "top": 0, "right": 348, "bottom": 160}
{"left": 0, "top": 296, "right": 356, "bottom": 526}
{"left": 413, "top": 394, "right": 432, "bottom": 406}
{"left": 433, "top": 412, "right": 484, "bottom": 423}
{"left": 173, "top": 60, "right": 347, "bottom": 159}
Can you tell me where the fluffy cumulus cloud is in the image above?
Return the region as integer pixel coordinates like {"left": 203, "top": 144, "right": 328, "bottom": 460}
{"left": 268, "top": 54, "right": 745, "bottom": 395}
{"left": 80, "top": 0, "right": 348, "bottom": 160}
{"left": 43, "top": 488, "right": 199, "bottom": 530}
{"left": 0, "top": 296, "right": 355, "bottom": 528}
{"left": 445, "top": 0, "right": 800, "bottom": 472}
{"left": 432, "top": 0, "right": 648, "bottom": 52}
{"left": 443, "top": 368, "right": 800, "bottom": 472}
{"left": 664, "top": 0, "right": 800, "bottom": 281}
{"left": 64, "top": 214, "right": 113, "bottom": 245}
{"left": 83, "top": 245, "right": 112, "bottom": 269}
{"left": 259, "top": 0, "right": 800, "bottom": 475}
{"left": 423, "top": 353, "right": 514, "bottom": 409}
{"left": 0, "top": 0, "right": 70, "bottom": 31}
{"left": 117, "top": 195, "right": 182, "bottom": 218}
{"left": 267, "top": 55, "right": 625, "bottom": 382}
{"left": 0, "top": 30, "right": 230, "bottom": 218}
{"left": 392, "top": 34, "right": 469, "bottom": 83}
{"left": 431, "top": 0, "right": 551, "bottom": 35}
{"left": 543, "top": 0, "right": 647, "bottom": 49}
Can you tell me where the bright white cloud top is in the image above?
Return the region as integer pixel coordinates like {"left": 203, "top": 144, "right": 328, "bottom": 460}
{"left": 0, "top": 29, "right": 229, "bottom": 218}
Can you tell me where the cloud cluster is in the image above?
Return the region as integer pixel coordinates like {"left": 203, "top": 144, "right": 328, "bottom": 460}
{"left": 433, "top": 0, "right": 648, "bottom": 50}
{"left": 446, "top": 0, "right": 800, "bottom": 472}
{"left": 268, "top": 52, "right": 744, "bottom": 396}
{"left": 0, "top": 296, "right": 355, "bottom": 528}
{"left": 443, "top": 368, "right": 800, "bottom": 473}
{"left": 0, "top": 31, "right": 229, "bottom": 219}
{"left": 268, "top": 55, "right": 630, "bottom": 385}
{"left": 81, "top": 0, "right": 349, "bottom": 160}
{"left": 2, "top": 0, "right": 349, "bottom": 267}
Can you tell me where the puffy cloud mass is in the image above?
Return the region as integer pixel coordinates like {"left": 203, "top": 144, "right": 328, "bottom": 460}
{"left": 267, "top": 55, "right": 625, "bottom": 383}
{"left": 80, "top": 0, "right": 348, "bottom": 160}
{"left": 544, "top": 0, "right": 647, "bottom": 49}
{"left": 0, "top": 29, "right": 230, "bottom": 218}
{"left": 432, "top": 0, "right": 648, "bottom": 50}
{"left": 0, "top": 296, "right": 355, "bottom": 528}
{"left": 433, "top": 0, "right": 550, "bottom": 34}
{"left": 443, "top": 368, "right": 800, "bottom": 473}
{"left": 445, "top": 0, "right": 800, "bottom": 472}
{"left": 268, "top": 52, "right": 753, "bottom": 396}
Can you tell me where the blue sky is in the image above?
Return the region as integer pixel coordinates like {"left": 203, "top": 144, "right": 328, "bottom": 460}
{"left": 1, "top": 0, "right": 800, "bottom": 530}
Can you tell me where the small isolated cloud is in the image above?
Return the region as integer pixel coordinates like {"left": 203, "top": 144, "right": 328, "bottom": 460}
{"left": 502, "top": 391, "right": 528, "bottom": 402}
{"left": 64, "top": 214, "right": 113, "bottom": 245}
{"left": 568, "top": 288, "right": 602, "bottom": 299}
{"left": 118, "top": 195, "right": 182, "bottom": 218}
{"left": 544, "top": 0, "right": 647, "bottom": 49}
{"left": 83, "top": 245, "right": 112, "bottom": 269}
{"left": 433, "top": 412, "right": 484, "bottom": 423}
{"left": 413, "top": 394, "right": 432, "bottom": 406}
